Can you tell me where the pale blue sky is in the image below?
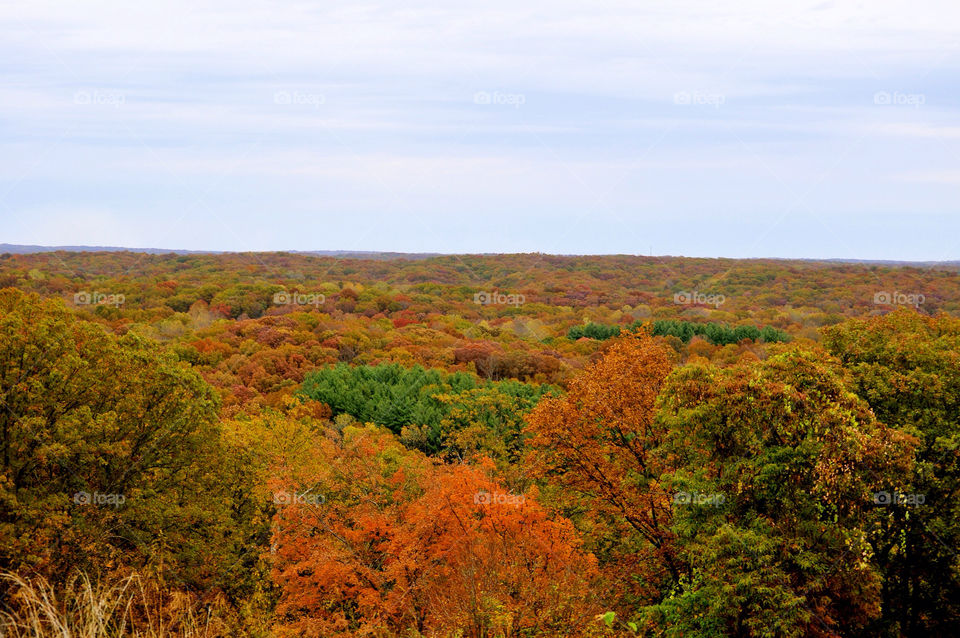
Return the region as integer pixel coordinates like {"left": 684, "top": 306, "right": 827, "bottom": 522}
{"left": 1, "top": 0, "right": 959, "bottom": 259}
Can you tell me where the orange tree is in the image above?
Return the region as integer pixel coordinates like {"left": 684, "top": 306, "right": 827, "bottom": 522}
{"left": 524, "top": 331, "right": 679, "bottom": 606}
{"left": 269, "top": 421, "right": 602, "bottom": 637}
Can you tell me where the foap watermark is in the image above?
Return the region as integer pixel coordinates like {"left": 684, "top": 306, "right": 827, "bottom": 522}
{"left": 873, "top": 291, "right": 924, "bottom": 308}
{"left": 673, "top": 491, "right": 725, "bottom": 506}
{"left": 873, "top": 91, "right": 925, "bottom": 108}
{"left": 274, "top": 90, "right": 325, "bottom": 108}
{"left": 74, "top": 291, "right": 125, "bottom": 307}
{"left": 673, "top": 290, "right": 725, "bottom": 308}
{"left": 74, "top": 89, "right": 125, "bottom": 108}
{"left": 273, "top": 291, "right": 325, "bottom": 307}
{"left": 474, "top": 491, "right": 525, "bottom": 507}
{"left": 273, "top": 490, "right": 325, "bottom": 506}
{"left": 473, "top": 91, "right": 526, "bottom": 108}
{"left": 474, "top": 290, "right": 525, "bottom": 307}
{"left": 873, "top": 491, "right": 925, "bottom": 506}
{"left": 73, "top": 491, "right": 126, "bottom": 508}
{"left": 674, "top": 90, "right": 725, "bottom": 108}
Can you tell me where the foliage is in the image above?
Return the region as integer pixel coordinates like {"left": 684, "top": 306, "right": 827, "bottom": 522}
{"left": 568, "top": 320, "right": 789, "bottom": 345}
{"left": 2, "top": 250, "right": 960, "bottom": 636}
{"left": 823, "top": 309, "right": 960, "bottom": 635}
{"left": 299, "top": 363, "right": 556, "bottom": 456}
{"left": 568, "top": 322, "right": 623, "bottom": 340}
{"left": 270, "top": 423, "right": 603, "bottom": 637}
{"left": 528, "top": 333, "right": 918, "bottom": 637}
{"left": 525, "top": 332, "right": 679, "bottom": 603}
{"left": 650, "top": 348, "right": 916, "bottom": 637}
{"left": 0, "top": 289, "right": 267, "bottom": 612}
{"left": 650, "top": 319, "right": 789, "bottom": 345}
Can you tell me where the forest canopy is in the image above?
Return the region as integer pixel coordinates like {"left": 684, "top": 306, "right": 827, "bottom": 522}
{"left": 0, "top": 252, "right": 957, "bottom": 636}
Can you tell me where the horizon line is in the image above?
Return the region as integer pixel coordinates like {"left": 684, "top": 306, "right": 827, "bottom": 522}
{"left": 3, "top": 243, "right": 959, "bottom": 265}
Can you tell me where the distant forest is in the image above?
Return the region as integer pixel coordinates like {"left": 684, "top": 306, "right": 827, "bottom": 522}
{"left": 1, "top": 251, "right": 958, "bottom": 636}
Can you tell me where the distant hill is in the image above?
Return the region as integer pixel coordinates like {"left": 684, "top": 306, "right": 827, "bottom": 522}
{"left": 0, "top": 243, "right": 219, "bottom": 255}
{"left": 819, "top": 258, "right": 960, "bottom": 267}
{"left": 0, "top": 244, "right": 956, "bottom": 266}
{"left": 0, "top": 244, "right": 441, "bottom": 261}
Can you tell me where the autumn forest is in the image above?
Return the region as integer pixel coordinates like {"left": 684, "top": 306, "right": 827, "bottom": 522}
{"left": 1, "top": 250, "right": 959, "bottom": 637}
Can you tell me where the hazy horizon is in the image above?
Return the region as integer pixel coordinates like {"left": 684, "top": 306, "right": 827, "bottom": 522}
{"left": 5, "top": 241, "right": 960, "bottom": 264}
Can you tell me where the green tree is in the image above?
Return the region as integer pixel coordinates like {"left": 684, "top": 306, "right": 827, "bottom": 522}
{"left": 650, "top": 348, "right": 916, "bottom": 637}
{"left": 299, "top": 363, "right": 554, "bottom": 455}
{"left": 823, "top": 309, "right": 960, "bottom": 636}
{"left": 0, "top": 289, "right": 258, "bottom": 599}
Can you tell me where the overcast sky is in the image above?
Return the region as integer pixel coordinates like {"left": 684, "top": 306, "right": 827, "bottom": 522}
{"left": 1, "top": 0, "right": 959, "bottom": 259}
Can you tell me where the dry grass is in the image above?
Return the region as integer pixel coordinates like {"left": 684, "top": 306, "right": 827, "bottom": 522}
{"left": 0, "top": 571, "right": 232, "bottom": 638}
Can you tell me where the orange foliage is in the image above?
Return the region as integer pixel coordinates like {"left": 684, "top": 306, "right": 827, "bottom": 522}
{"left": 270, "top": 426, "right": 601, "bottom": 637}
{"left": 525, "top": 331, "right": 679, "bottom": 596}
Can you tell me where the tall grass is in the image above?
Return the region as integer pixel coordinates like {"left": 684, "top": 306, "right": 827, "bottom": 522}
{"left": 0, "top": 571, "right": 231, "bottom": 638}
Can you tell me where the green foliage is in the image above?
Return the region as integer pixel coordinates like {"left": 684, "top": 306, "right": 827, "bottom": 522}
{"left": 298, "top": 363, "right": 476, "bottom": 432}
{"left": 650, "top": 319, "right": 790, "bottom": 345}
{"left": 298, "top": 363, "right": 555, "bottom": 455}
{"left": 431, "top": 382, "right": 551, "bottom": 472}
{"left": 647, "top": 348, "right": 916, "bottom": 636}
{"left": 0, "top": 289, "right": 266, "bottom": 601}
{"left": 567, "top": 319, "right": 789, "bottom": 345}
{"left": 568, "top": 322, "right": 622, "bottom": 340}
{"left": 823, "top": 309, "right": 960, "bottom": 635}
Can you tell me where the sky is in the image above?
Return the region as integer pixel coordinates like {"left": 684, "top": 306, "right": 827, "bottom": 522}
{"left": 1, "top": 0, "right": 959, "bottom": 259}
